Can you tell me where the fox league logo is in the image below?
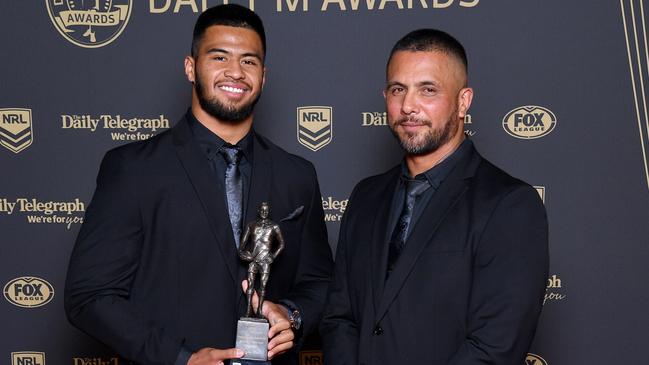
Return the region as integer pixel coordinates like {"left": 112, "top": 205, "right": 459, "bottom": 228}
{"left": 0, "top": 108, "right": 33, "bottom": 153}
{"left": 3, "top": 277, "right": 55, "bottom": 308}
{"left": 46, "top": 0, "right": 132, "bottom": 48}
{"left": 502, "top": 105, "right": 556, "bottom": 139}
{"left": 297, "top": 106, "right": 333, "bottom": 151}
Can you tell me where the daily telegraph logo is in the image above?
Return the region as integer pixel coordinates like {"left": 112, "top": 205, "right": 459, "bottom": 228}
{"left": 525, "top": 353, "right": 548, "bottom": 365}
{"left": 544, "top": 274, "right": 565, "bottom": 305}
{"left": 73, "top": 357, "right": 119, "bottom": 365}
{"left": 0, "top": 108, "right": 33, "bottom": 153}
{"left": 502, "top": 106, "right": 556, "bottom": 139}
{"left": 361, "top": 112, "right": 475, "bottom": 136}
{"left": 61, "top": 114, "right": 169, "bottom": 141}
{"left": 463, "top": 114, "right": 476, "bottom": 136}
{"left": 297, "top": 106, "right": 332, "bottom": 151}
{"left": 322, "top": 196, "right": 348, "bottom": 222}
{"left": 4, "top": 277, "right": 54, "bottom": 308}
{"left": 46, "top": 0, "right": 132, "bottom": 48}
{"left": 0, "top": 197, "right": 85, "bottom": 230}
{"left": 11, "top": 352, "right": 46, "bottom": 365}
{"left": 361, "top": 112, "right": 388, "bottom": 126}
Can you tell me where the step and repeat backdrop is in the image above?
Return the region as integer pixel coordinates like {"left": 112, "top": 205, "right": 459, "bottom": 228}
{"left": 2, "top": 1, "right": 649, "bottom": 365}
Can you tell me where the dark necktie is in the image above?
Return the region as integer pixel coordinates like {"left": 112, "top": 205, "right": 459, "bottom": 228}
{"left": 387, "top": 178, "right": 431, "bottom": 277}
{"left": 219, "top": 144, "right": 243, "bottom": 247}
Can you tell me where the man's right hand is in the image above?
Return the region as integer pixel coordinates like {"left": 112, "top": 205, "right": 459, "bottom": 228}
{"left": 188, "top": 347, "right": 244, "bottom": 365}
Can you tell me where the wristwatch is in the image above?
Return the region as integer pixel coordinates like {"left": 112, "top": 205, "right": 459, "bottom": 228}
{"left": 283, "top": 303, "right": 302, "bottom": 330}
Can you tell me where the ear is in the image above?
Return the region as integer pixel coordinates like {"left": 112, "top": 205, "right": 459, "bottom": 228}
{"left": 261, "top": 66, "right": 267, "bottom": 89}
{"left": 382, "top": 89, "right": 387, "bottom": 100}
{"left": 184, "top": 56, "right": 195, "bottom": 83}
{"left": 457, "top": 87, "right": 474, "bottom": 119}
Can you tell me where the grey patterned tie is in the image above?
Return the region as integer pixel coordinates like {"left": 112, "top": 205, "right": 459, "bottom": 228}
{"left": 219, "top": 144, "right": 243, "bottom": 247}
{"left": 387, "top": 178, "right": 431, "bottom": 277}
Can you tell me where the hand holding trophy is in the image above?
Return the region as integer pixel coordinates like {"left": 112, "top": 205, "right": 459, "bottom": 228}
{"left": 235, "top": 202, "right": 286, "bottom": 364}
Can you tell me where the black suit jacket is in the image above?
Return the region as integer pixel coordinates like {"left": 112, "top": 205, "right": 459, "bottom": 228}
{"left": 320, "top": 144, "right": 548, "bottom": 365}
{"left": 64, "top": 116, "right": 333, "bottom": 365}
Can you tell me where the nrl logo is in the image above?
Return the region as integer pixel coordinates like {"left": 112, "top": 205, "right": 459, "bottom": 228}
{"left": 11, "top": 352, "right": 46, "bottom": 365}
{"left": 0, "top": 108, "right": 33, "bottom": 153}
{"left": 297, "top": 106, "right": 332, "bottom": 152}
{"left": 46, "top": 0, "right": 132, "bottom": 48}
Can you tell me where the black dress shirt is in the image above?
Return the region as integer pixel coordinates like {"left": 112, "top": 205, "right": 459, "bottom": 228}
{"left": 175, "top": 111, "right": 255, "bottom": 365}
{"left": 187, "top": 111, "right": 254, "bottom": 224}
{"left": 385, "top": 138, "right": 473, "bottom": 244}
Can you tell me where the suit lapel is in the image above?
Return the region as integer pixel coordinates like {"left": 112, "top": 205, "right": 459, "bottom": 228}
{"left": 375, "top": 146, "right": 482, "bottom": 321}
{"left": 244, "top": 133, "right": 272, "bottom": 226}
{"left": 172, "top": 118, "right": 239, "bottom": 286}
{"left": 237, "top": 133, "right": 272, "bottom": 291}
{"left": 369, "top": 167, "right": 400, "bottom": 309}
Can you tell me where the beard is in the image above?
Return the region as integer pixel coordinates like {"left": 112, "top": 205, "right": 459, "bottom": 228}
{"left": 389, "top": 112, "right": 459, "bottom": 156}
{"left": 194, "top": 71, "right": 261, "bottom": 123}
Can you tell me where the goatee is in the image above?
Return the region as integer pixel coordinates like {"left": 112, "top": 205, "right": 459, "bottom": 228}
{"left": 194, "top": 75, "right": 261, "bottom": 123}
{"left": 389, "top": 115, "right": 458, "bottom": 155}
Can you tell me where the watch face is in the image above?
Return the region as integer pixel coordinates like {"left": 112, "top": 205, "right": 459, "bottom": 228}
{"left": 290, "top": 310, "right": 302, "bottom": 330}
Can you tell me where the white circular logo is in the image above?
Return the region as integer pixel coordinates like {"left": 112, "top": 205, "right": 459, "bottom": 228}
{"left": 46, "top": 0, "right": 132, "bottom": 48}
{"left": 3, "top": 276, "right": 55, "bottom": 308}
{"left": 502, "top": 105, "right": 557, "bottom": 139}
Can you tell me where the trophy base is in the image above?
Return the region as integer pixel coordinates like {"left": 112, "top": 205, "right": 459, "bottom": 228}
{"left": 230, "top": 360, "right": 271, "bottom": 365}
{"left": 235, "top": 317, "right": 270, "bottom": 362}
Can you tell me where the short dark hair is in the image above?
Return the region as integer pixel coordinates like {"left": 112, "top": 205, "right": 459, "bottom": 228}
{"left": 388, "top": 29, "right": 467, "bottom": 74}
{"left": 191, "top": 4, "right": 266, "bottom": 59}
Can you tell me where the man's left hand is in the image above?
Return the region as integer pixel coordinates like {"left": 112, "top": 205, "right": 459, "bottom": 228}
{"left": 241, "top": 280, "right": 295, "bottom": 359}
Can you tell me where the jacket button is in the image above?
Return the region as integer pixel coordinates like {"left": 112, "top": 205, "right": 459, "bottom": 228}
{"left": 373, "top": 325, "right": 383, "bottom": 335}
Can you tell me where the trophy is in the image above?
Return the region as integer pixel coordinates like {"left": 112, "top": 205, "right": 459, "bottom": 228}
{"left": 234, "top": 202, "right": 285, "bottom": 364}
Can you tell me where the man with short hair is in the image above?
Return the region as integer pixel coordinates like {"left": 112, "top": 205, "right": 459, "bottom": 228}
{"left": 320, "top": 29, "right": 548, "bottom": 364}
{"left": 65, "top": 5, "right": 333, "bottom": 365}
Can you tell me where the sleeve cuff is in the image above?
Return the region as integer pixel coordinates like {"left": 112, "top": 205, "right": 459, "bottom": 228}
{"left": 277, "top": 299, "right": 305, "bottom": 346}
{"left": 174, "top": 346, "right": 193, "bottom": 365}
{"left": 277, "top": 299, "right": 301, "bottom": 314}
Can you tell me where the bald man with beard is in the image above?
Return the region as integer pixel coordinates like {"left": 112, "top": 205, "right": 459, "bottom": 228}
{"left": 321, "top": 29, "right": 548, "bottom": 365}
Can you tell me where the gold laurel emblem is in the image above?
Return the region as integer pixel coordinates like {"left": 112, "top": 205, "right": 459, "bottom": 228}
{"left": 11, "top": 352, "right": 46, "bottom": 365}
{"left": 502, "top": 105, "right": 557, "bottom": 139}
{"left": 46, "top": 0, "right": 132, "bottom": 48}
{"left": 620, "top": 0, "right": 649, "bottom": 191}
{"left": 0, "top": 108, "right": 33, "bottom": 153}
{"left": 299, "top": 350, "right": 323, "bottom": 365}
{"left": 297, "top": 106, "right": 333, "bottom": 152}
{"left": 525, "top": 353, "right": 548, "bottom": 365}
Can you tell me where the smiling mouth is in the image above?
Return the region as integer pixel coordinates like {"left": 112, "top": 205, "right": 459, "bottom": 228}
{"left": 219, "top": 85, "right": 247, "bottom": 94}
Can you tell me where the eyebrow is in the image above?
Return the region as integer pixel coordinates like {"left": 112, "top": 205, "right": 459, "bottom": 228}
{"left": 416, "top": 80, "right": 440, "bottom": 87}
{"left": 206, "top": 48, "right": 263, "bottom": 61}
{"left": 386, "top": 80, "right": 440, "bottom": 88}
{"left": 386, "top": 81, "right": 405, "bottom": 88}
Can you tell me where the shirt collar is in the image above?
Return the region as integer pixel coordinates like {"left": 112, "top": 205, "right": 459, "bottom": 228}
{"left": 186, "top": 110, "right": 254, "bottom": 162}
